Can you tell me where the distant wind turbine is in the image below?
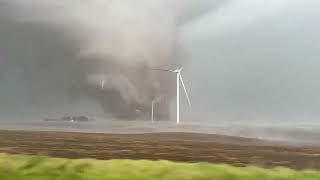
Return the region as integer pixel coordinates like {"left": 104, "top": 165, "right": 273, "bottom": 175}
{"left": 101, "top": 80, "right": 105, "bottom": 89}
{"left": 152, "top": 67, "right": 191, "bottom": 125}
{"left": 151, "top": 96, "right": 162, "bottom": 123}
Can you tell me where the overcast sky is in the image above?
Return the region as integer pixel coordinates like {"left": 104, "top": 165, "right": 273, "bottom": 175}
{"left": 182, "top": 0, "right": 320, "bottom": 122}
{"left": 0, "top": 0, "right": 320, "bottom": 123}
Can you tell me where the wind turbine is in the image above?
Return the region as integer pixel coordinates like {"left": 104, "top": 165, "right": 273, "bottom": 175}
{"left": 151, "top": 97, "right": 162, "bottom": 123}
{"left": 101, "top": 80, "right": 105, "bottom": 89}
{"left": 152, "top": 67, "right": 191, "bottom": 125}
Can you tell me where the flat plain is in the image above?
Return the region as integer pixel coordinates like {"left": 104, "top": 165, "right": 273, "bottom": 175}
{"left": 0, "top": 130, "right": 319, "bottom": 170}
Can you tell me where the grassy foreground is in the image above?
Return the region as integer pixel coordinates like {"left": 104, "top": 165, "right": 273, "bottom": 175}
{"left": 0, "top": 153, "right": 319, "bottom": 180}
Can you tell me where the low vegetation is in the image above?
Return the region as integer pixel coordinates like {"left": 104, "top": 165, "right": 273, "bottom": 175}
{"left": 0, "top": 153, "right": 319, "bottom": 180}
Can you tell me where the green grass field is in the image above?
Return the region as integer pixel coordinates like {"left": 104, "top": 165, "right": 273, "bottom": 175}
{"left": 0, "top": 153, "right": 319, "bottom": 180}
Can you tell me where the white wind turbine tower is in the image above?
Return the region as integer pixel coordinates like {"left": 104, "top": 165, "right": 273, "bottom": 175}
{"left": 152, "top": 67, "right": 191, "bottom": 125}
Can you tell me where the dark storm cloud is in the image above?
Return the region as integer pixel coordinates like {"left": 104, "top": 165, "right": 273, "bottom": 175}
{"left": 0, "top": 0, "right": 225, "bottom": 120}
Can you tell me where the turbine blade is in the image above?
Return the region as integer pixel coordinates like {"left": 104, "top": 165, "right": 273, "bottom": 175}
{"left": 179, "top": 74, "right": 191, "bottom": 108}
{"left": 151, "top": 68, "right": 175, "bottom": 72}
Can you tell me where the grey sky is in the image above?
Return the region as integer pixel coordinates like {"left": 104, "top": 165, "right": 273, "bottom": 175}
{"left": 182, "top": 0, "right": 320, "bottom": 122}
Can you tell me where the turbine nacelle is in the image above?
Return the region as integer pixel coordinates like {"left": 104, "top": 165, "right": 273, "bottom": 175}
{"left": 173, "top": 67, "right": 183, "bottom": 73}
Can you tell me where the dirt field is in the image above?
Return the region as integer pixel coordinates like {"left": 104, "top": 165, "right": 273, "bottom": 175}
{"left": 0, "top": 130, "right": 319, "bottom": 170}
